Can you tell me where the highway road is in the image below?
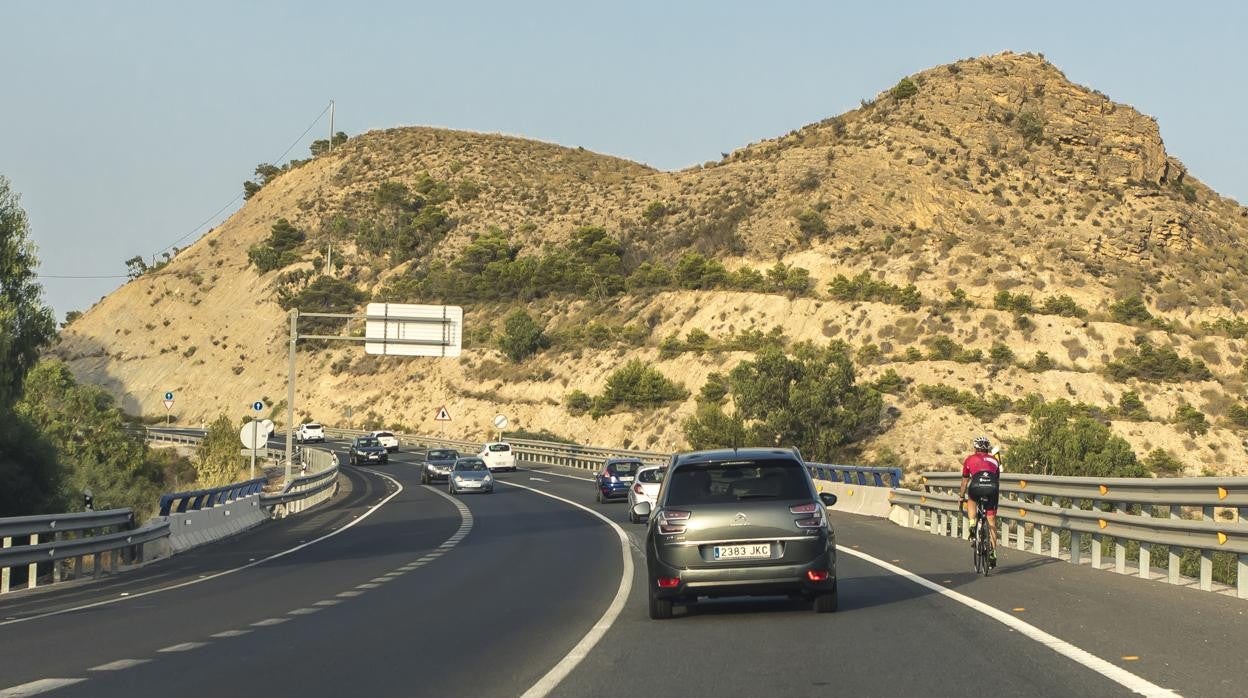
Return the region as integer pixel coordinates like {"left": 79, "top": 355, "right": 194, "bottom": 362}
{"left": 1, "top": 438, "right": 1245, "bottom": 697}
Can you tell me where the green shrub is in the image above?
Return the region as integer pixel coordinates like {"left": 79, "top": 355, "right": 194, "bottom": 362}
{"left": 925, "top": 335, "right": 958, "bottom": 361}
{"left": 1040, "top": 294, "right": 1087, "bottom": 318}
{"left": 856, "top": 343, "right": 883, "bottom": 366}
{"left": 684, "top": 342, "right": 883, "bottom": 460}
{"left": 891, "top": 78, "right": 918, "bottom": 100}
{"left": 698, "top": 372, "right": 729, "bottom": 403}
{"left": 795, "top": 210, "right": 828, "bottom": 237}
{"left": 675, "top": 252, "right": 728, "bottom": 289}
{"left": 1143, "top": 448, "right": 1184, "bottom": 476}
{"left": 247, "top": 218, "right": 306, "bottom": 272}
{"left": 1228, "top": 402, "right": 1248, "bottom": 428}
{"left": 902, "top": 347, "right": 924, "bottom": 362}
{"left": 658, "top": 334, "right": 683, "bottom": 359}
{"left": 1173, "top": 402, "right": 1210, "bottom": 436}
{"left": 989, "top": 342, "right": 1015, "bottom": 366}
{"left": 565, "top": 390, "right": 592, "bottom": 416}
{"left": 828, "top": 272, "right": 922, "bottom": 310}
{"left": 685, "top": 328, "right": 712, "bottom": 354}
{"left": 1116, "top": 391, "right": 1150, "bottom": 421}
{"left": 641, "top": 201, "right": 669, "bottom": 224}
{"left": 1009, "top": 399, "right": 1145, "bottom": 477}
{"left": 871, "top": 369, "right": 907, "bottom": 394}
{"left": 1105, "top": 339, "right": 1212, "bottom": 382}
{"left": 626, "top": 261, "right": 674, "bottom": 290}
{"left": 993, "top": 290, "right": 1034, "bottom": 313}
{"left": 1109, "top": 294, "right": 1152, "bottom": 323}
{"left": 1201, "top": 317, "right": 1248, "bottom": 339}
{"left": 1030, "top": 351, "right": 1056, "bottom": 371}
{"left": 455, "top": 180, "right": 482, "bottom": 202}
{"left": 498, "top": 310, "right": 547, "bottom": 362}
{"left": 916, "top": 384, "right": 1013, "bottom": 421}
{"left": 1016, "top": 110, "right": 1045, "bottom": 144}
{"left": 591, "top": 360, "right": 688, "bottom": 417}
{"left": 943, "top": 287, "right": 974, "bottom": 310}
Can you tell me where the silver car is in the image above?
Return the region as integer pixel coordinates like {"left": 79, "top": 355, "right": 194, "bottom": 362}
{"left": 632, "top": 448, "right": 838, "bottom": 619}
{"left": 448, "top": 457, "right": 494, "bottom": 495}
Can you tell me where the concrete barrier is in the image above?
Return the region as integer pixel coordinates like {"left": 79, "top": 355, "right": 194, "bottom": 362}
{"left": 164, "top": 494, "right": 268, "bottom": 554}
{"left": 816, "top": 480, "right": 893, "bottom": 518}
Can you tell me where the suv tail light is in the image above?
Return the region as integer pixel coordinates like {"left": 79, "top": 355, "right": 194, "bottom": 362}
{"left": 789, "top": 503, "right": 818, "bottom": 514}
{"left": 792, "top": 502, "right": 822, "bottom": 529}
{"left": 658, "top": 509, "right": 690, "bottom": 535}
{"left": 633, "top": 484, "right": 644, "bottom": 495}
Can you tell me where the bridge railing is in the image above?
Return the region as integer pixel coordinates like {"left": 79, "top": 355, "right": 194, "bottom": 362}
{"left": 0, "top": 509, "right": 168, "bottom": 594}
{"left": 890, "top": 471, "right": 1248, "bottom": 599}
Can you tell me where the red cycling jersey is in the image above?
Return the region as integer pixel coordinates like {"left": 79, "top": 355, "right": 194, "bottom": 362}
{"left": 962, "top": 452, "right": 1000, "bottom": 478}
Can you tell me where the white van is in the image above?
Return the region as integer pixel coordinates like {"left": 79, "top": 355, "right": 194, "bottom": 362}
{"left": 478, "top": 442, "right": 516, "bottom": 472}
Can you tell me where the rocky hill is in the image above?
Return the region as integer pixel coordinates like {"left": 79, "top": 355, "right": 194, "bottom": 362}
{"left": 56, "top": 51, "right": 1248, "bottom": 478}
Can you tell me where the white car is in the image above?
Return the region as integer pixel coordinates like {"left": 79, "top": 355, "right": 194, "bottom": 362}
{"left": 370, "top": 430, "right": 399, "bottom": 452}
{"left": 478, "top": 442, "right": 516, "bottom": 472}
{"left": 628, "top": 465, "right": 666, "bottom": 523}
{"left": 296, "top": 423, "right": 325, "bottom": 443}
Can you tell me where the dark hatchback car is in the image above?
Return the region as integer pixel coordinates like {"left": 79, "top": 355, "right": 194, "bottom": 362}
{"left": 595, "top": 458, "right": 642, "bottom": 503}
{"left": 422, "top": 448, "right": 460, "bottom": 484}
{"left": 631, "top": 448, "right": 838, "bottom": 619}
{"left": 348, "top": 436, "right": 389, "bottom": 466}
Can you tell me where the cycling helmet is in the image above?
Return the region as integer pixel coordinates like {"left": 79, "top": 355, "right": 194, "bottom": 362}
{"left": 973, "top": 435, "right": 991, "bottom": 452}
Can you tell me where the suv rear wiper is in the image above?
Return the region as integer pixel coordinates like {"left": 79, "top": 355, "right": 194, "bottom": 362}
{"left": 735, "top": 493, "right": 780, "bottom": 500}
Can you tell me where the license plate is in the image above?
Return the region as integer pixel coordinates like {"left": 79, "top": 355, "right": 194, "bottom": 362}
{"left": 620, "top": 476, "right": 634, "bottom": 482}
{"left": 461, "top": 481, "right": 481, "bottom": 487}
{"left": 713, "top": 544, "right": 771, "bottom": 560}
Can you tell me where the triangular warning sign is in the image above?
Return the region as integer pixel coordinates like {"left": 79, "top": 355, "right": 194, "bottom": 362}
{"left": 435, "top": 406, "right": 451, "bottom": 421}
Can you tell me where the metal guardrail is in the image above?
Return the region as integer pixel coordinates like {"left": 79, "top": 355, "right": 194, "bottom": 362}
{"left": 260, "top": 446, "right": 340, "bottom": 515}
{"left": 809, "top": 463, "right": 902, "bottom": 488}
{"left": 0, "top": 508, "right": 166, "bottom": 594}
{"left": 159, "top": 480, "right": 267, "bottom": 516}
{"left": 891, "top": 471, "right": 1248, "bottom": 599}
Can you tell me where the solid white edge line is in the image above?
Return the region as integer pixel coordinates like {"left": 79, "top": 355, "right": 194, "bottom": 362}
{"left": 503, "top": 479, "right": 633, "bottom": 698}
{"left": 837, "top": 546, "right": 1182, "bottom": 698}
{"left": 0, "top": 467, "right": 405, "bottom": 628}
{"left": 0, "top": 678, "right": 88, "bottom": 697}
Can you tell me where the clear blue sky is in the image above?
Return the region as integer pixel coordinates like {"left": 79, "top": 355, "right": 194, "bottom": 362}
{"left": 4, "top": 0, "right": 1245, "bottom": 318}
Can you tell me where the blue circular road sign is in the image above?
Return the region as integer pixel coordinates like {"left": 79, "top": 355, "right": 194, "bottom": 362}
{"left": 252, "top": 401, "right": 264, "bottom": 412}
{"left": 164, "top": 391, "right": 174, "bottom": 400}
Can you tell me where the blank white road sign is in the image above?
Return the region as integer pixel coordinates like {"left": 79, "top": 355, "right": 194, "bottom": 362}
{"left": 364, "top": 303, "right": 462, "bottom": 357}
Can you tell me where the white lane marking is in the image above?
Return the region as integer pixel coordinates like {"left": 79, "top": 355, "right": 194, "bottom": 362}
{"left": 157, "top": 642, "right": 207, "bottom": 653}
{"left": 519, "top": 467, "right": 592, "bottom": 483}
{"left": 530, "top": 477, "right": 549, "bottom": 482}
{"left": 250, "top": 618, "right": 289, "bottom": 627}
{"left": 313, "top": 600, "right": 342, "bottom": 607}
{"left": 336, "top": 590, "right": 364, "bottom": 598}
{"left": 210, "top": 629, "right": 252, "bottom": 638}
{"left": 356, "top": 583, "right": 381, "bottom": 589}
{"left": 0, "top": 467, "right": 406, "bottom": 628}
{"left": 0, "top": 679, "right": 88, "bottom": 696}
{"left": 287, "top": 607, "right": 322, "bottom": 615}
{"left": 90, "top": 659, "right": 151, "bottom": 671}
{"left": 369, "top": 576, "right": 392, "bottom": 583}
{"left": 838, "top": 547, "right": 1181, "bottom": 698}
{"left": 505, "top": 480, "right": 633, "bottom": 698}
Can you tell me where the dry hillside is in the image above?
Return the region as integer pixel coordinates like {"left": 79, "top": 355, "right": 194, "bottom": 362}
{"left": 57, "top": 51, "right": 1248, "bottom": 479}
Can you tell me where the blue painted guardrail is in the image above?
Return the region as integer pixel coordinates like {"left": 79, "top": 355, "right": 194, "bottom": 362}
{"left": 158, "top": 478, "right": 267, "bottom": 516}
{"left": 809, "top": 463, "right": 903, "bottom": 488}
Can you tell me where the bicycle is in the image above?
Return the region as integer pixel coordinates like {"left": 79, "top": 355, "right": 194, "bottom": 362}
{"left": 962, "top": 495, "right": 994, "bottom": 576}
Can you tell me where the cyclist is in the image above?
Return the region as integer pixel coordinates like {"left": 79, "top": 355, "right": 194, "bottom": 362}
{"left": 959, "top": 435, "right": 1001, "bottom": 568}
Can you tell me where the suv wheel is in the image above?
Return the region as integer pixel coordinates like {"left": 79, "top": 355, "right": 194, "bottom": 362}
{"left": 813, "top": 585, "right": 838, "bottom": 614}
{"left": 648, "top": 586, "right": 673, "bottom": 620}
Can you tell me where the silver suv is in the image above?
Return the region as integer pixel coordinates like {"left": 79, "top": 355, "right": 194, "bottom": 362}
{"left": 631, "top": 448, "right": 838, "bottom": 619}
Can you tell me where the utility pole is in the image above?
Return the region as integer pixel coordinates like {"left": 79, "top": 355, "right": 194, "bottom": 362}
{"left": 326, "top": 241, "right": 333, "bottom": 277}
{"left": 328, "top": 100, "right": 335, "bottom": 153}
{"left": 285, "top": 309, "right": 298, "bottom": 483}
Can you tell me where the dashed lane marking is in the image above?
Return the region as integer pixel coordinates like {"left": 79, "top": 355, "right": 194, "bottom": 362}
{"left": 0, "top": 466, "right": 407, "bottom": 629}
{"left": 356, "top": 583, "right": 381, "bottom": 589}
{"left": 518, "top": 467, "right": 593, "bottom": 483}
{"left": 250, "top": 618, "right": 289, "bottom": 627}
{"left": 287, "top": 607, "right": 322, "bottom": 615}
{"left": 313, "top": 600, "right": 343, "bottom": 607}
{"left": 157, "top": 642, "right": 207, "bottom": 653}
{"left": 0, "top": 679, "right": 88, "bottom": 697}
{"left": 336, "top": 591, "right": 364, "bottom": 598}
{"left": 210, "top": 629, "right": 252, "bottom": 638}
{"left": 89, "top": 659, "right": 151, "bottom": 671}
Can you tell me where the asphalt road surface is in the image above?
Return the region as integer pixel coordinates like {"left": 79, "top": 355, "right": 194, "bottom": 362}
{"left": 2, "top": 440, "right": 1245, "bottom": 697}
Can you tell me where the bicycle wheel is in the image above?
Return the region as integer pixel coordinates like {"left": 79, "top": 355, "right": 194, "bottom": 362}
{"left": 971, "top": 521, "right": 983, "bottom": 574}
{"left": 977, "top": 518, "right": 991, "bottom": 577}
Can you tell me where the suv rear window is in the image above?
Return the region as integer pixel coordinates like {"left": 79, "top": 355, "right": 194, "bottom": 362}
{"left": 608, "top": 461, "right": 640, "bottom": 475}
{"left": 664, "top": 459, "right": 811, "bottom": 505}
{"left": 638, "top": 468, "right": 665, "bottom": 484}
{"left": 305, "top": 423, "right": 321, "bottom": 430}
{"left": 488, "top": 444, "right": 511, "bottom": 452}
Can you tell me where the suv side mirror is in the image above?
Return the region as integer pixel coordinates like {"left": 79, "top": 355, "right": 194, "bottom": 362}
{"left": 631, "top": 501, "right": 652, "bottom": 521}
{"left": 819, "top": 492, "right": 838, "bottom": 507}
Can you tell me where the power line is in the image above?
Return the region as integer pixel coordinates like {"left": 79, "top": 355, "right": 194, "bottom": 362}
{"left": 37, "top": 102, "right": 338, "bottom": 283}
